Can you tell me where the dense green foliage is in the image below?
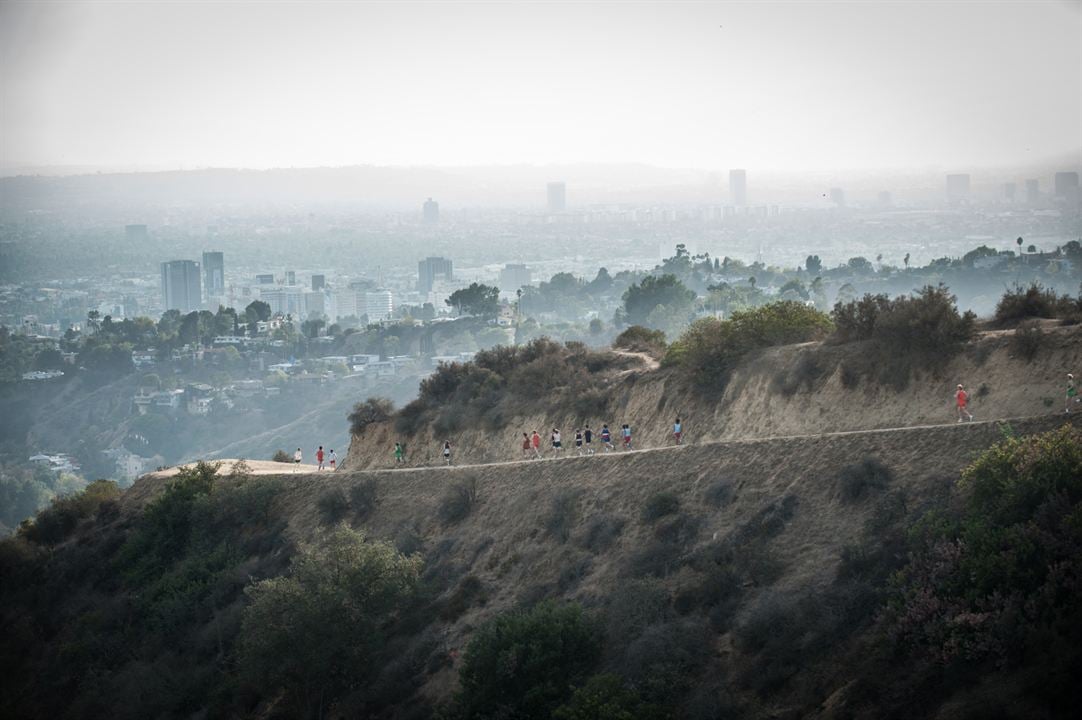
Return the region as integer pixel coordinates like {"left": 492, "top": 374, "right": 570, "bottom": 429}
{"left": 447, "top": 283, "right": 500, "bottom": 318}
{"left": 994, "top": 282, "right": 1080, "bottom": 326}
{"left": 348, "top": 396, "right": 395, "bottom": 436}
{"left": 665, "top": 301, "right": 833, "bottom": 389}
{"left": 622, "top": 274, "right": 696, "bottom": 331}
{"left": 612, "top": 326, "right": 667, "bottom": 356}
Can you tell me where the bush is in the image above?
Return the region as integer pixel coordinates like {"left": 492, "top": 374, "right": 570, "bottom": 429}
{"left": 545, "top": 490, "right": 580, "bottom": 543}
{"left": 349, "top": 479, "right": 380, "bottom": 520}
{"left": 453, "top": 601, "right": 603, "bottom": 720}
{"left": 773, "top": 350, "right": 825, "bottom": 396}
{"left": 617, "top": 619, "right": 711, "bottom": 705}
{"left": 438, "top": 478, "right": 477, "bottom": 524}
{"left": 19, "top": 480, "right": 121, "bottom": 546}
{"left": 703, "top": 479, "right": 734, "bottom": 508}
{"left": 837, "top": 457, "right": 893, "bottom": 503}
{"left": 239, "top": 525, "right": 422, "bottom": 717}
{"left": 668, "top": 302, "right": 833, "bottom": 390}
{"left": 348, "top": 397, "right": 394, "bottom": 436}
{"left": 577, "top": 514, "right": 626, "bottom": 553}
{"left": 614, "top": 326, "right": 667, "bottom": 355}
{"left": 1009, "top": 320, "right": 1044, "bottom": 362}
{"left": 271, "top": 449, "right": 291, "bottom": 463}
{"left": 317, "top": 487, "right": 350, "bottom": 524}
{"left": 641, "top": 492, "right": 680, "bottom": 522}
{"left": 994, "top": 283, "right": 1075, "bottom": 326}
{"left": 553, "top": 674, "right": 663, "bottom": 720}
{"left": 440, "top": 574, "right": 487, "bottom": 621}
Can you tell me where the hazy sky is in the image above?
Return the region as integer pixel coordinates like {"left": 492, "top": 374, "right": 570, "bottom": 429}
{"left": 1, "top": 0, "right": 1080, "bottom": 173}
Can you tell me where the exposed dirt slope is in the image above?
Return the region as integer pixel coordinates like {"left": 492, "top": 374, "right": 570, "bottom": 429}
{"left": 121, "top": 413, "right": 1080, "bottom": 715}
{"left": 342, "top": 325, "right": 1082, "bottom": 470}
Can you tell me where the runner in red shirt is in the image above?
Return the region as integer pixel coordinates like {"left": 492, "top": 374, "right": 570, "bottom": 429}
{"left": 531, "top": 430, "right": 542, "bottom": 459}
{"left": 955, "top": 384, "right": 973, "bottom": 423}
{"left": 316, "top": 445, "right": 325, "bottom": 470}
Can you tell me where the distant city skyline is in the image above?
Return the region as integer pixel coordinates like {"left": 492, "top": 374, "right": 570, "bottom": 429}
{"left": 2, "top": 1, "right": 1079, "bottom": 172}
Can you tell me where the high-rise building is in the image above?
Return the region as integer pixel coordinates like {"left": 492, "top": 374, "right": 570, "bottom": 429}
{"left": 255, "top": 274, "right": 275, "bottom": 285}
{"left": 1003, "top": 182, "right": 1017, "bottom": 201}
{"left": 547, "top": 182, "right": 566, "bottom": 212}
{"left": 1025, "top": 178, "right": 1040, "bottom": 203}
{"left": 365, "top": 290, "right": 394, "bottom": 323}
{"left": 417, "top": 256, "right": 453, "bottom": 293}
{"left": 829, "top": 187, "right": 846, "bottom": 207}
{"left": 160, "top": 260, "right": 202, "bottom": 313}
{"left": 126, "top": 224, "right": 149, "bottom": 241}
{"left": 202, "top": 251, "right": 225, "bottom": 300}
{"left": 946, "top": 173, "right": 971, "bottom": 201}
{"left": 423, "top": 197, "right": 440, "bottom": 223}
{"left": 311, "top": 274, "right": 326, "bottom": 291}
{"left": 285, "top": 270, "right": 296, "bottom": 286}
{"left": 1054, "top": 172, "right": 1080, "bottom": 198}
{"left": 729, "top": 169, "right": 747, "bottom": 206}
{"left": 260, "top": 286, "right": 308, "bottom": 318}
{"left": 499, "top": 264, "right": 532, "bottom": 295}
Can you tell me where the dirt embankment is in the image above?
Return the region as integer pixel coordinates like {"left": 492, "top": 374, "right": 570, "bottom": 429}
{"left": 342, "top": 325, "right": 1082, "bottom": 471}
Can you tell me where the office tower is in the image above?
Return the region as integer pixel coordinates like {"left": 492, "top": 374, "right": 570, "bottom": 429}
{"left": 260, "top": 286, "right": 308, "bottom": 318}
{"left": 829, "top": 187, "right": 846, "bottom": 207}
{"left": 423, "top": 197, "right": 440, "bottom": 223}
{"left": 1054, "top": 172, "right": 1080, "bottom": 198}
{"left": 417, "top": 256, "right": 454, "bottom": 293}
{"left": 1025, "top": 178, "right": 1040, "bottom": 203}
{"left": 729, "top": 169, "right": 747, "bottom": 206}
{"left": 547, "top": 182, "right": 566, "bottom": 212}
{"left": 202, "top": 251, "right": 225, "bottom": 299}
{"left": 285, "top": 270, "right": 296, "bottom": 286}
{"left": 255, "top": 274, "right": 275, "bottom": 285}
{"left": 365, "top": 290, "right": 394, "bottom": 323}
{"left": 160, "top": 260, "right": 202, "bottom": 313}
{"left": 311, "top": 274, "right": 326, "bottom": 291}
{"left": 1003, "top": 182, "right": 1017, "bottom": 201}
{"left": 499, "top": 264, "right": 532, "bottom": 294}
{"left": 126, "top": 224, "right": 149, "bottom": 241}
{"left": 946, "top": 173, "right": 970, "bottom": 201}
{"left": 877, "top": 191, "right": 892, "bottom": 207}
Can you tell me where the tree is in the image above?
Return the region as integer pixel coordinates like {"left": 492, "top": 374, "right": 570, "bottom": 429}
{"left": 847, "top": 256, "right": 874, "bottom": 273}
{"left": 588, "top": 317, "right": 604, "bottom": 336}
{"left": 622, "top": 274, "right": 695, "bottom": 326}
{"left": 301, "top": 318, "right": 325, "bottom": 339}
{"left": 805, "top": 255, "right": 822, "bottom": 273}
{"left": 244, "top": 300, "right": 272, "bottom": 335}
{"left": 447, "top": 283, "right": 500, "bottom": 318}
{"left": 587, "top": 267, "right": 613, "bottom": 294}
{"left": 239, "top": 525, "right": 421, "bottom": 717}
{"left": 348, "top": 397, "right": 394, "bottom": 436}
{"left": 419, "top": 302, "right": 436, "bottom": 321}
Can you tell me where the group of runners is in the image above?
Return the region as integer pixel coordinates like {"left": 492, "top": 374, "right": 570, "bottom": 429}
{"left": 952, "top": 373, "right": 1080, "bottom": 422}
{"left": 291, "top": 446, "right": 337, "bottom": 471}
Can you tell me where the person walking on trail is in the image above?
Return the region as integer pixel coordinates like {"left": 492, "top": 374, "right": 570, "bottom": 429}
{"left": 442, "top": 441, "right": 452, "bottom": 465}
{"left": 955, "top": 384, "right": 973, "bottom": 422}
{"left": 1067, "top": 373, "right": 1079, "bottom": 414}
{"left": 551, "top": 428, "right": 563, "bottom": 457}
{"left": 574, "top": 429, "right": 584, "bottom": 455}
{"left": 584, "top": 425, "right": 594, "bottom": 454}
{"left": 521, "top": 433, "right": 532, "bottom": 458}
{"left": 622, "top": 423, "right": 632, "bottom": 450}
{"left": 316, "top": 446, "right": 325, "bottom": 471}
{"left": 394, "top": 442, "right": 404, "bottom": 464}
{"left": 531, "top": 430, "right": 542, "bottom": 459}
{"left": 328, "top": 449, "right": 337, "bottom": 470}
{"left": 600, "top": 424, "right": 614, "bottom": 451}
{"left": 673, "top": 417, "right": 683, "bottom": 445}
{"left": 292, "top": 447, "right": 302, "bottom": 472}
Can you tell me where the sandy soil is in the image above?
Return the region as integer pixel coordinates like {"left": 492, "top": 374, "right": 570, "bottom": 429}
{"left": 147, "top": 459, "right": 323, "bottom": 478}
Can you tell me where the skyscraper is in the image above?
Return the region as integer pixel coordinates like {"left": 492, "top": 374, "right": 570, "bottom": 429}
{"left": 1054, "top": 172, "right": 1080, "bottom": 198}
{"left": 311, "top": 274, "right": 326, "bottom": 291}
{"left": 417, "top": 256, "right": 453, "bottom": 293}
{"left": 202, "top": 251, "right": 224, "bottom": 300}
{"left": 1026, "top": 178, "right": 1040, "bottom": 203}
{"left": 729, "top": 169, "right": 747, "bottom": 206}
{"left": 365, "top": 290, "right": 394, "bottom": 323}
{"left": 285, "top": 270, "right": 296, "bottom": 286}
{"left": 160, "top": 260, "right": 202, "bottom": 313}
{"left": 423, "top": 197, "right": 440, "bottom": 223}
{"left": 946, "top": 174, "right": 971, "bottom": 201}
{"left": 547, "top": 182, "right": 566, "bottom": 212}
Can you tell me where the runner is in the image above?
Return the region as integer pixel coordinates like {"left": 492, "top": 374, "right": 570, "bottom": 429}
{"left": 293, "top": 447, "right": 302, "bottom": 472}
{"left": 622, "top": 423, "right": 632, "bottom": 450}
{"left": 955, "top": 384, "right": 973, "bottom": 422}
{"left": 443, "top": 440, "right": 452, "bottom": 465}
{"left": 1068, "top": 373, "right": 1079, "bottom": 414}
{"left": 583, "top": 425, "right": 594, "bottom": 454}
{"left": 521, "top": 432, "right": 532, "bottom": 458}
{"left": 531, "top": 430, "right": 542, "bottom": 459}
{"left": 328, "top": 449, "right": 337, "bottom": 470}
{"left": 394, "top": 442, "right": 404, "bottom": 464}
{"left": 551, "top": 428, "right": 563, "bottom": 457}
{"left": 673, "top": 417, "right": 682, "bottom": 445}
{"left": 574, "top": 429, "right": 584, "bottom": 455}
{"left": 600, "top": 424, "right": 614, "bottom": 451}
{"left": 316, "top": 445, "right": 325, "bottom": 471}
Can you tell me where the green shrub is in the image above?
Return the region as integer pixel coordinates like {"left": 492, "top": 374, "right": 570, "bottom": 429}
{"left": 317, "top": 486, "right": 350, "bottom": 524}
{"left": 994, "top": 282, "right": 1075, "bottom": 326}
{"left": 613, "top": 326, "right": 667, "bottom": 355}
{"left": 271, "top": 449, "right": 291, "bottom": 463}
{"left": 577, "top": 514, "right": 626, "bottom": 553}
{"left": 617, "top": 618, "right": 711, "bottom": 705}
{"left": 1009, "top": 320, "right": 1044, "bottom": 362}
{"left": 239, "top": 524, "right": 422, "bottom": 718}
{"left": 545, "top": 490, "right": 580, "bottom": 543}
{"left": 703, "top": 479, "right": 733, "bottom": 508}
{"left": 348, "top": 396, "right": 394, "bottom": 436}
{"left": 439, "top": 478, "right": 477, "bottom": 524}
{"left": 349, "top": 478, "right": 380, "bottom": 520}
{"left": 668, "top": 302, "right": 833, "bottom": 390}
{"left": 837, "top": 457, "right": 893, "bottom": 503}
{"left": 553, "top": 674, "right": 663, "bottom": 720}
{"left": 641, "top": 491, "right": 680, "bottom": 522}
{"left": 453, "top": 600, "right": 603, "bottom": 720}
{"left": 440, "top": 574, "right": 487, "bottom": 621}
{"left": 18, "top": 479, "right": 121, "bottom": 546}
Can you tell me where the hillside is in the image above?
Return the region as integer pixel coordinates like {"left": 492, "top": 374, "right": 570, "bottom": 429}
{"left": 342, "top": 324, "right": 1082, "bottom": 470}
